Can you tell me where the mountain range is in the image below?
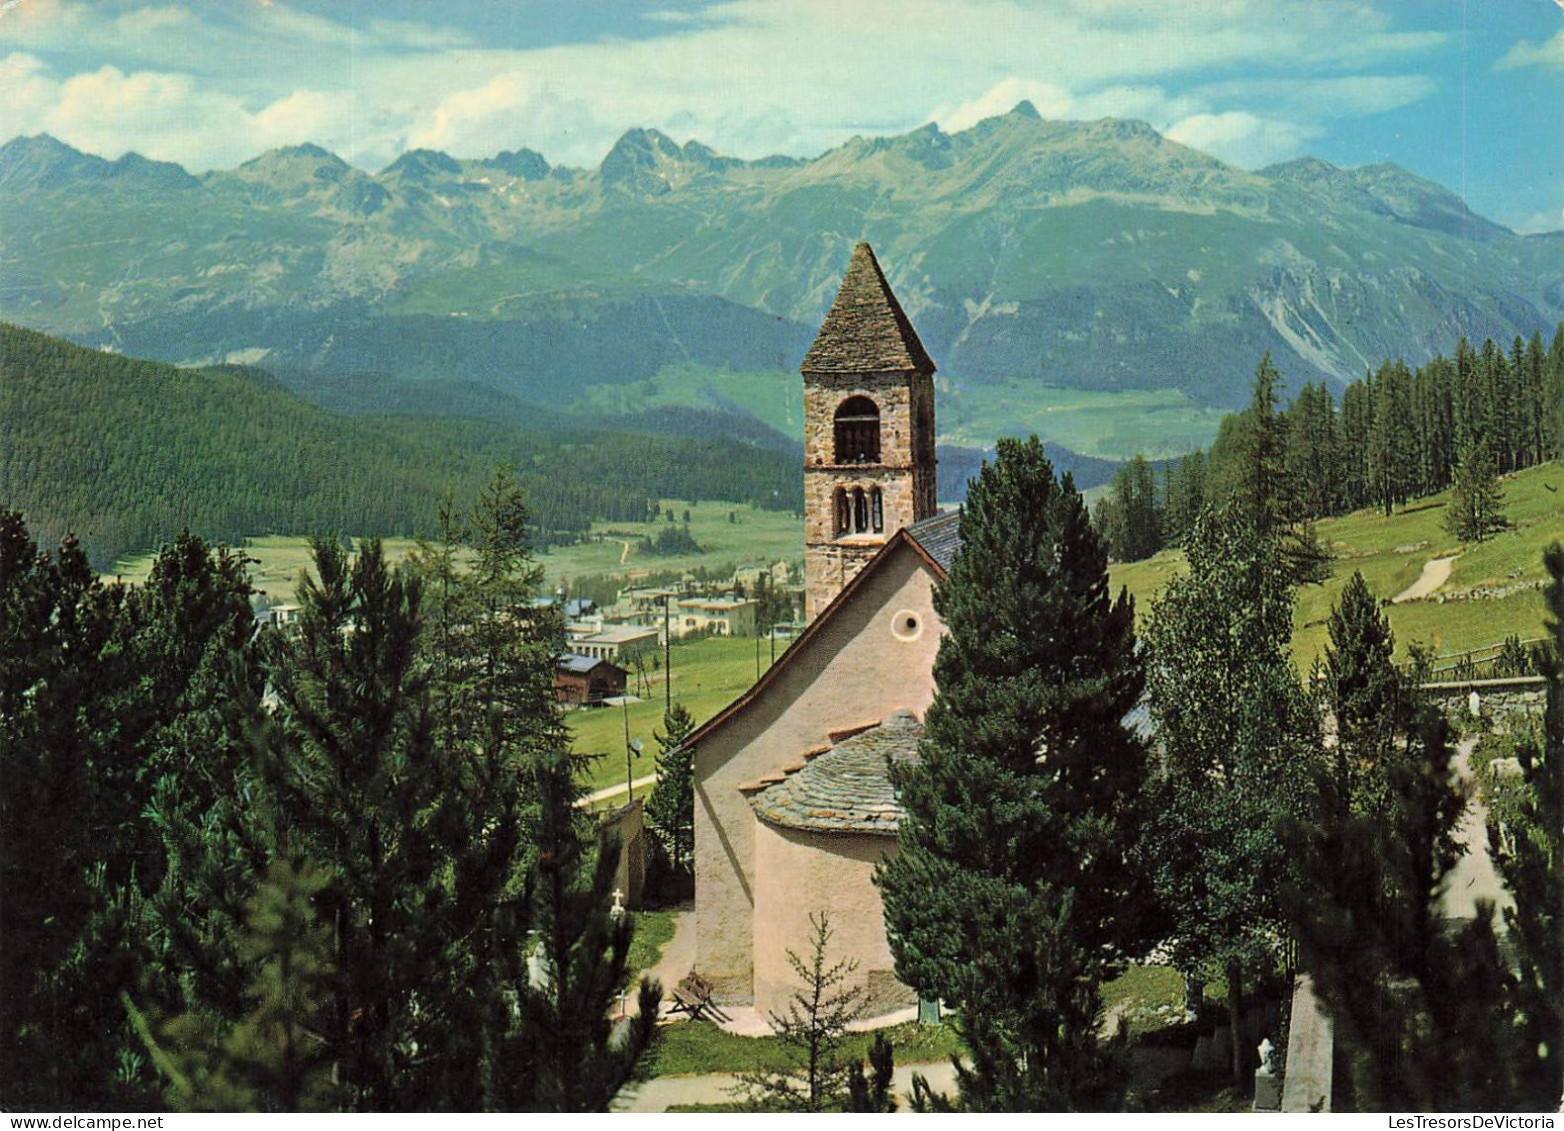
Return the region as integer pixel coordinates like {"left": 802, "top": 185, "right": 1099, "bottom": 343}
{"left": 4, "top": 103, "right": 1561, "bottom": 460}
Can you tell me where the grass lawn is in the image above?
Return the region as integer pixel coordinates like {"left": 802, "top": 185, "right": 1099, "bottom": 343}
{"left": 109, "top": 534, "right": 442, "bottom": 601}
{"left": 1109, "top": 462, "right": 1563, "bottom": 670}
{"left": 646, "top": 1020, "right": 965, "bottom": 1079}
{"left": 626, "top": 909, "right": 680, "bottom": 978}
{"left": 569, "top": 635, "right": 772, "bottom": 794}
{"left": 647, "top": 964, "right": 1201, "bottom": 1079}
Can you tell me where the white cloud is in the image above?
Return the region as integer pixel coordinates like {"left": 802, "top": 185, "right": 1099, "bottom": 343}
{"left": 1166, "top": 111, "right": 1320, "bottom": 168}
{"left": 0, "top": 52, "right": 56, "bottom": 141}
{"left": 1508, "top": 207, "right": 1564, "bottom": 235}
{"left": 1189, "top": 74, "right": 1437, "bottom": 118}
{"left": 0, "top": 0, "right": 1455, "bottom": 173}
{"left": 1497, "top": 27, "right": 1564, "bottom": 70}
{"left": 931, "top": 79, "right": 1075, "bottom": 134}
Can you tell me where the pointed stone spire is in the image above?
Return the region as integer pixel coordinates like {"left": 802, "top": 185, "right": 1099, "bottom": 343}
{"left": 800, "top": 242, "right": 936, "bottom": 374}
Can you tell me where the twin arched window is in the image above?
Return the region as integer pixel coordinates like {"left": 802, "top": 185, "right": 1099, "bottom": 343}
{"left": 834, "top": 485, "right": 884, "bottom": 536}
{"left": 834, "top": 397, "right": 881, "bottom": 464}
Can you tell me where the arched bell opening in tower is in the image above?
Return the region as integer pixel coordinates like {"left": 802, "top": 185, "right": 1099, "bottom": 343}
{"left": 833, "top": 396, "right": 881, "bottom": 464}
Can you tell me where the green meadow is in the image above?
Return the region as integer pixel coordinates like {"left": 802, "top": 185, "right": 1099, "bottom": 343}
{"left": 575, "top": 363, "right": 1227, "bottom": 463}
{"left": 1109, "top": 462, "right": 1563, "bottom": 670}
{"left": 109, "top": 501, "right": 803, "bottom": 602}
{"left": 569, "top": 635, "right": 776, "bottom": 796}
{"left": 940, "top": 381, "right": 1229, "bottom": 460}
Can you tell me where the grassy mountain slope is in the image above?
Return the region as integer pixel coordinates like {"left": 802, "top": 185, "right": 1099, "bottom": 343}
{"left": 1109, "top": 461, "right": 1563, "bottom": 666}
{"left": 0, "top": 324, "right": 800, "bottom": 569}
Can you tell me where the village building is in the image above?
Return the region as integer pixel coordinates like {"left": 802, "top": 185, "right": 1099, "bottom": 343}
{"left": 672, "top": 595, "right": 758, "bottom": 638}
{"left": 567, "top": 622, "right": 659, "bottom": 663}
{"left": 553, "top": 653, "right": 628, "bottom": 708}
{"left": 689, "top": 243, "right": 960, "bottom": 1015}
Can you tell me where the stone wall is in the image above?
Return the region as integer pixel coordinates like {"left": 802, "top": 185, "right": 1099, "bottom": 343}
{"left": 801, "top": 370, "right": 935, "bottom": 621}
{"left": 1419, "top": 677, "right": 1547, "bottom": 726}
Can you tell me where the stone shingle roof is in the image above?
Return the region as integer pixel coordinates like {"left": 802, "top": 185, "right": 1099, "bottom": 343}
{"left": 800, "top": 243, "right": 936, "bottom": 375}
{"left": 905, "top": 510, "right": 961, "bottom": 575}
{"left": 749, "top": 710, "right": 922, "bottom": 835}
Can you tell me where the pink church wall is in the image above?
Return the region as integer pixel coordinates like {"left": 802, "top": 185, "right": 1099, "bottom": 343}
{"left": 692, "top": 539, "right": 942, "bottom": 1002}
{"left": 752, "top": 821, "right": 911, "bottom": 1017}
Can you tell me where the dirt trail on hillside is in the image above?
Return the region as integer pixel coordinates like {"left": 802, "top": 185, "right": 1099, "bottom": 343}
{"left": 1393, "top": 555, "right": 1456, "bottom": 603}
{"left": 1441, "top": 736, "right": 1514, "bottom": 922}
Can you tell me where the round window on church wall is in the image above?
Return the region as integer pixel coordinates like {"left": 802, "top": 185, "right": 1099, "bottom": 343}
{"left": 891, "top": 609, "right": 922, "bottom": 642}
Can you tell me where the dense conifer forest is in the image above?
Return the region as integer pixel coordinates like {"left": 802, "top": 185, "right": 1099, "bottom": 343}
{"left": 1095, "top": 326, "right": 1564, "bottom": 562}
{"left": 0, "top": 324, "right": 801, "bottom": 570}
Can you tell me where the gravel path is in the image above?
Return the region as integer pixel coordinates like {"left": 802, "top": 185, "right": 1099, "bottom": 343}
{"left": 1393, "top": 555, "right": 1456, "bottom": 603}
{"left": 612, "top": 1060, "right": 962, "bottom": 1113}
{"left": 582, "top": 774, "right": 658, "bottom": 807}
{"left": 1441, "top": 735, "right": 1515, "bottom": 923}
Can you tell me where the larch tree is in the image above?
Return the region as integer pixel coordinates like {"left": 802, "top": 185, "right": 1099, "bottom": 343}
{"left": 1444, "top": 437, "right": 1507, "bottom": 543}
{"left": 1137, "top": 509, "right": 1315, "bottom": 1088}
{"left": 878, "top": 435, "right": 1151, "bottom": 1111}
{"left": 645, "top": 702, "right": 696, "bottom": 874}
{"left": 731, "top": 912, "right": 868, "bottom": 1112}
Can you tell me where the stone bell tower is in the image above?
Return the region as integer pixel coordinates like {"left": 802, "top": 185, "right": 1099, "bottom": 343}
{"left": 801, "top": 242, "right": 937, "bottom": 621}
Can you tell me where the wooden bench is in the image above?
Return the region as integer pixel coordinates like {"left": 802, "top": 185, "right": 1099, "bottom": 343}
{"left": 667, "top": 971, "right": 729, "bottom": 1022}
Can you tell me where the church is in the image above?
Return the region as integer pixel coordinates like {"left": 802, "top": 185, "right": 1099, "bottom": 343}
{"left": 688, "top": 242, "right": 962, "bottom": 1015}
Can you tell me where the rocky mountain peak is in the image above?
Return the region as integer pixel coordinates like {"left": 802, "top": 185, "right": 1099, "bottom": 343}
{"left": 0, "top": 134, "right": 109, "bottom": 189}
{"left": 382, "top": 148, "right": 464, "bottom": 180}
{"left": 480, "top": 147, "right": 550, "bottom": 180}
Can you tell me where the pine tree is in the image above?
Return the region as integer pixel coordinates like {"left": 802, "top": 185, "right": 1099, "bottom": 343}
{"left": 1280, "top": 700, "right": 1514, "bottom": 1109}
{"left": 0, "top": 513, "right": 146, "bottom": 1108}
{"left": 497, "top": 733, "right": 660, "bottom": 1111}
{"left": 1443, "top": 437, "right": 1506, "bottom": 543}
{"left": 1137, "top": 509, "right": 1314, "bottom": 1088}
{"left": 645, "top": 703, "right": 696, "bottom": 873}
{"left": 731, "top": 912, "right": 868, "bottom": 1112}
{"left": 1486, "top": 544, "right": 1564, "bottom": 1110}
{"left": 130, "top": 855, "right": 339, "bottom": 1112}
{"left": 1324, "top": 571, "right": 1407, "bottom": 811}
{"left": 132, "top": 534, "right": 275, "bottom": 1029}
{"left": 846, "top": 1034, "right": 898, "bottom": 1113}
{"left": 262, "top": 537, "right": 458, "bottom": 1110}
{"left": 878, "top": 436, "right": 1150, "bottom": 1110}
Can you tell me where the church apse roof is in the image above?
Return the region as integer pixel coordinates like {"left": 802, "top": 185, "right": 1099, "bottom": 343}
{"left": 800, "top": 242, "right": 936, "bottom": 375}
{"left": 748, "top": 709, "right": 923, "bottom": 835}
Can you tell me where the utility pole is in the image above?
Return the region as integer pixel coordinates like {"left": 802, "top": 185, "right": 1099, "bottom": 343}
{"left": 663, "top": 593, "right": 672, "bottom": 714}
{"left": 623, "top": 697, "right": 642, "bottom": 803}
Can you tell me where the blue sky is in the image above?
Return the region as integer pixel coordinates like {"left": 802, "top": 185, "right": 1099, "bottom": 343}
{"left": 1, "top": 0, "right": 1559, "bottom": 231}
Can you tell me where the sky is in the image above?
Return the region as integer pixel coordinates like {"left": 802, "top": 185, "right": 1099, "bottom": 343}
{"left": 0, "top": 0, "right": 1560, "bottom": 232}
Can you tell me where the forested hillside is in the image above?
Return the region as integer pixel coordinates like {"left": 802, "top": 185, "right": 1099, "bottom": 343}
{"left": 1095, "top": 325, "right": 1564, "bottom": 562}
{"left": 0, "top": 324, "right": 800, "bottom": 569}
